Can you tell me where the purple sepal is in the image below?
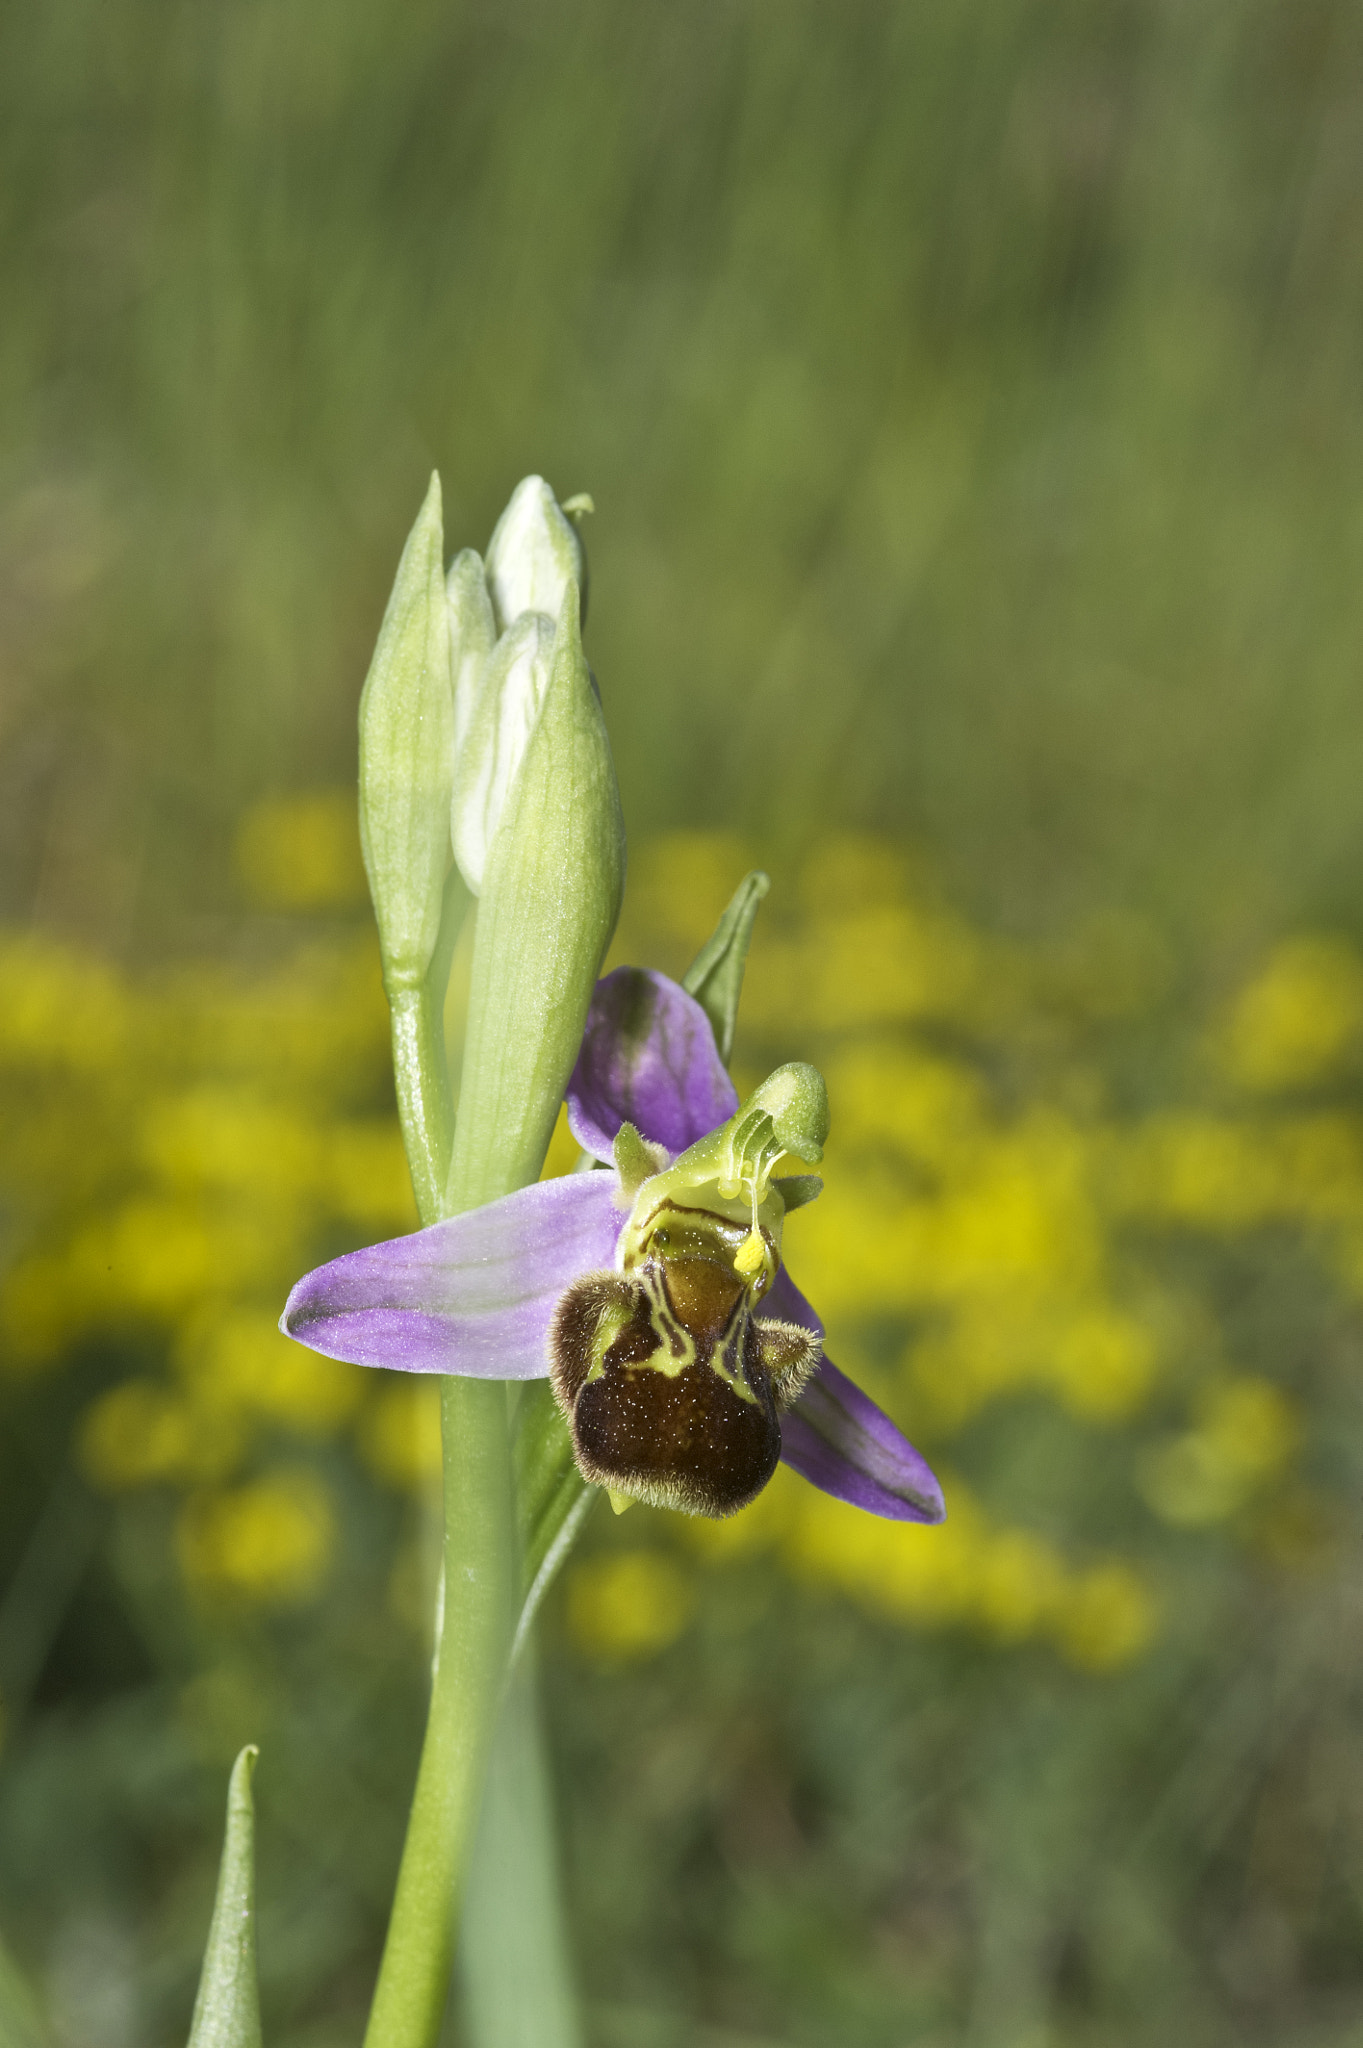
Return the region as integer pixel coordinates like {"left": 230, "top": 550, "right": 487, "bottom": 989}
{"left": 566, "top": 967, "right": 739, "bottom": 1162}
{"left": 760, "top": 1267, "right": 942, "bottom": 1521}
{"left": 280, "top": 1173, "right": 622, "bottom": 1377}
{"left": 780, "top": 1359, "right": 946, "bottom": 1524}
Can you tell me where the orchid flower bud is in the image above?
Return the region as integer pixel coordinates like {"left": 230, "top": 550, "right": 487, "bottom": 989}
{"left": 446, "top": 545, "right": 497, "bottom": 769}
{"left": 448, "top": 480, "right": 594, "bottom": 898}
{"left": 357, "top": 472, "right": 454, "bottom": 997}
{"left": 484, "top": 475, "right": 586, "bottom": 634}
{"left": 446, "top": 578, "right": 625, "bottom": 1210}
{"left": 450, "top": 611, "right": 555, "bottom": 896}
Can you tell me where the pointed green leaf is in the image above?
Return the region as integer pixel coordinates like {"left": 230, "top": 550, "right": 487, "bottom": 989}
{"left": 683, "top": 869, "right": 770, "bottom": 1064}
{"left": 187, "top": 1747, "right": 262, "bottom": 2048}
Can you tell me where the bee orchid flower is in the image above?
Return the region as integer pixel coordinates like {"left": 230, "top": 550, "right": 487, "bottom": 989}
{"left": 282, "top": 967, "right": 944, "bottom": 1525}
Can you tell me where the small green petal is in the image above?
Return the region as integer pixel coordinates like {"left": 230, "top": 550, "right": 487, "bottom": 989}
{"left": 748, "top": 1062, "right": 829, "bottom": 1165}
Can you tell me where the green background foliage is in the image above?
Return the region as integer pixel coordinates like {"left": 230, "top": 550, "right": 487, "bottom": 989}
{"left": 3, "top": 3, "right": 1363, "bottom": 2044}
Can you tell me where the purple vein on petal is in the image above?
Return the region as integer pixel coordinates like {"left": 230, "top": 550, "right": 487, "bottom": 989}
{"left": 280, "top": 1173, "right": 623, "bottom": 1377}
{"left": 566, "top": 967, "right": 739, "bottom": 1161}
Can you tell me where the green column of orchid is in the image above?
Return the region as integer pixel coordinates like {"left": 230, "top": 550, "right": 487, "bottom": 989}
{"left": 357, "top": 477, "right": 623, "bottom": 2048}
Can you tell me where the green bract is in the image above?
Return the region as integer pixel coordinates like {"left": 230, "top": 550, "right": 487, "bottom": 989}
{"left": 682, "top": 868, "right": 770, "bottom": 1065}
{"left": 357, "top": 472, "right": 454, "bottom": 999}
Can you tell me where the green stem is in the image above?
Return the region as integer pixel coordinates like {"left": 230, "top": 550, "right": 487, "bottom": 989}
{"left": 459, "top": 1648, "right": 582, "bottom": 2048}
{"left": 364, "top": 879, "right": 519, "bottom": 2048}
{"left": 362, "top": 1376, "right": 514, "bottom": 2048}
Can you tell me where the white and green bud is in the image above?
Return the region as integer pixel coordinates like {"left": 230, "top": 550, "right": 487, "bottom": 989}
{"left": 448, "top": 478, "right": 595, "bottom": 898}
{"left": 357, "top": 472, "right": 454, "bottom": 997}
{"left": 450, "top": 611, "right": 555, "bottom": 896}
{"left": 446, "top": 578, "right": 626, "bottom": 1211}
{"left": 484, "top": 475, "right": 586, "bottom": 634}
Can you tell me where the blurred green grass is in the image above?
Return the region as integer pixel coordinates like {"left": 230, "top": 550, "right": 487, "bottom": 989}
{"left": 5, "top": 3, "right": 1363, "bottom": 2046}
{"left": 6, "top": 0, "right": 1363, "bottom": 948}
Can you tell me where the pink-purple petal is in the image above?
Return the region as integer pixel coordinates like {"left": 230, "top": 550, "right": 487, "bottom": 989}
{"left": 281, "top": 1173, "right": 623, "bottom": 1377}
{"left": 566, "top": 967, "right": 739, "bottom": 1161}
{"left": 780, "top": 1357, "right": 946, "bottom": 1524}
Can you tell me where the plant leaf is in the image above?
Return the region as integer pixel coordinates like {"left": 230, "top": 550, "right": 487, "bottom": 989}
{"left": 187, "top": 1746, "right": 262, "bottom": 2048}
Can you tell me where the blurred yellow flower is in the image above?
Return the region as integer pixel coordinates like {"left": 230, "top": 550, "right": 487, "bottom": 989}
{"left": 359, "top": 1381, "right": 444, "bottom": 1489}
{"left": 1058, "top": 1564, "right": 1159, "bottom": 1672}
{"left": 0, "top": 935, "right": 133, "bottom": 1074}
{"left": 0, "top": 836, "right": 1341, "bottom": 1645}
{"left": 177, "top": 1309, "right": 364, "bottom": 1434}
{"left": 777, "top": 1477, "right": 1155, "bottom": 1670}
{"left": 234, "top": 790, "right": 368, "bottom": 911}
{"left": 1218, "top": 936, "right": 1363, "bottom": 1093}
{"left": 81, "top": 1380, "right": 239, "bottom": 1489}
{"left": 177, "top": 1471, "right": 335, "bottom": 1604}
{"left": 568, "top": 1551, "right": 695, "bottom": 1661}
{"left": 1138, "top": 1377, "right": 1298, "bottom": 1527}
